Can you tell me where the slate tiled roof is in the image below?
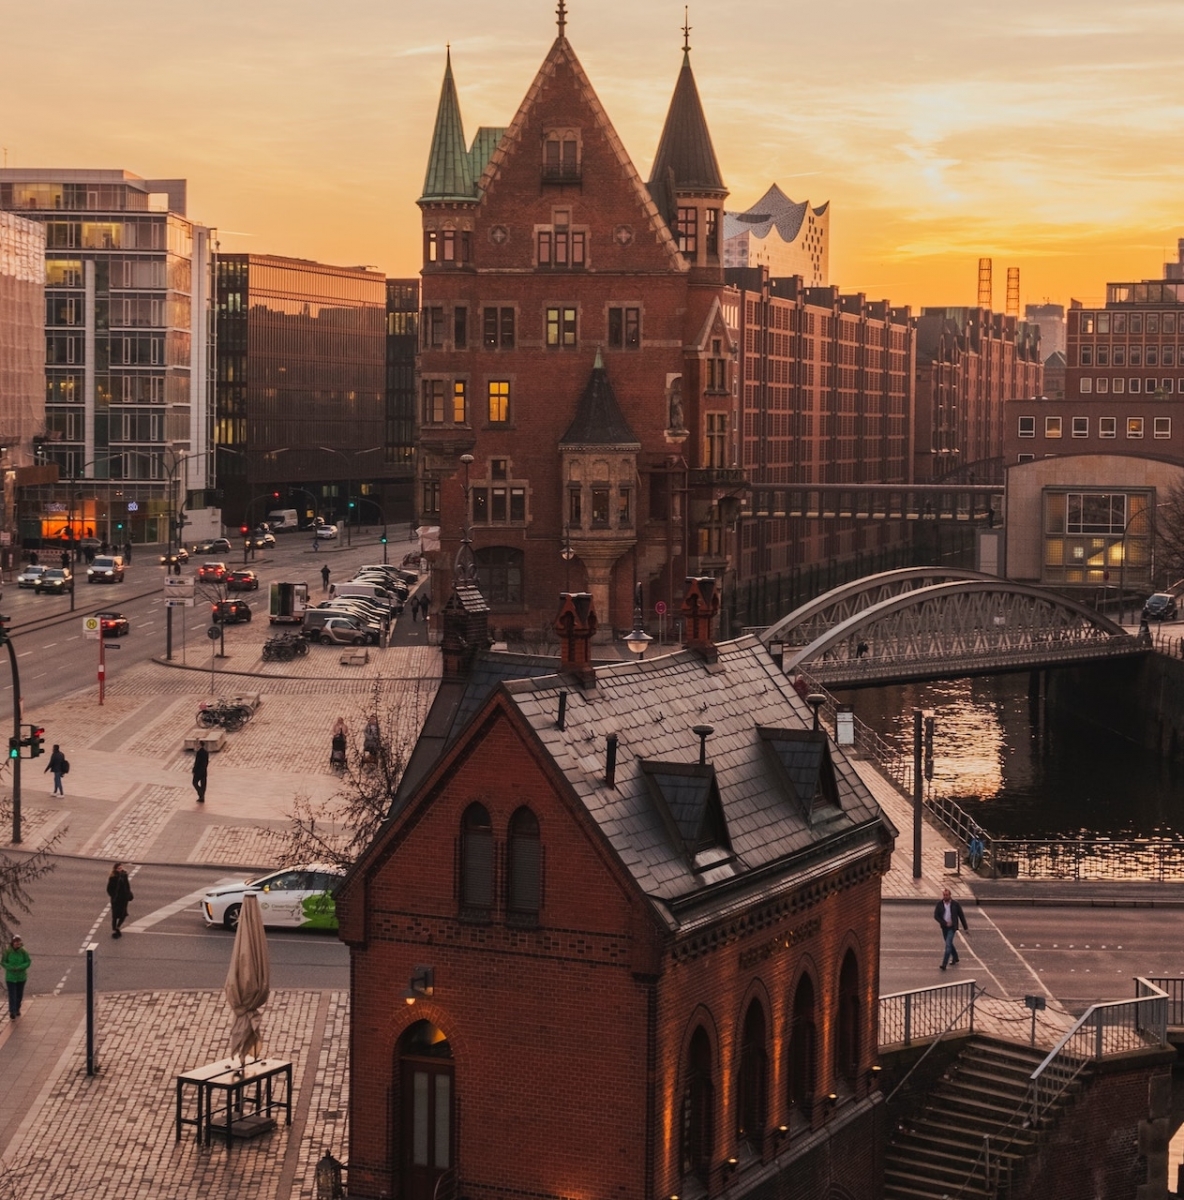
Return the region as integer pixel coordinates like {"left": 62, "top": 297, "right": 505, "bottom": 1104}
{"left": 648, "top": 51, "right": 726, "bottom": 201}
{"left": 501, "top": 636, "right": 889, "bottom": 925}
{"left": 467, "top": 126, "right": 506, "bottom": 183}
{"left": 560, "top": 353, "right": 641, "bottom": 447}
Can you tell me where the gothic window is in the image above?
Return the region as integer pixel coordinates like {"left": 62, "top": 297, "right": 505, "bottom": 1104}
{"left": 835, "top": 951, "right": 861, "bottom": 1084}
{"left": 507, "top": 807, "right": 541, "bottom": 922}
{"left": 459, "top": 803, "right": 493, "bottom": 918}
{"left": 788, "top": 974, "right": 817, "bottom": 1116}
{"left": 681, "top": 1028, "right": 714, "bottom": 1183}
{"left": 737, "top": 1000, "right": 768, "bottom": 1148}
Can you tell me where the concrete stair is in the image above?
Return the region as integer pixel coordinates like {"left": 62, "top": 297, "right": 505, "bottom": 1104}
{"left": 885, "top": 1039, "right": 1082, "bottom": 1199}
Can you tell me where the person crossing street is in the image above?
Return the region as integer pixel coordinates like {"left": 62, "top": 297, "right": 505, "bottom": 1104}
{"left": 934, "top": 887, "right": 969, "bottom": 970}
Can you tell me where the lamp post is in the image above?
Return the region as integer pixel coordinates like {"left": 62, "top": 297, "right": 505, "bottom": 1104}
{"left": 318, "top": 446, "right": 382, "bottom": 547}
{"left": 561, "top": 524, "right": 575, "bottom": 591}
{"left": 1117, "top": 501, "right": 1164, "bottom": 626}
{"left": 625, "top": 582, "right": 652, "bottom": 660}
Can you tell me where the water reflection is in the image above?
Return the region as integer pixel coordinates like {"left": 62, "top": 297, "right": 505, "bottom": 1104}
{"left": 833, "top": 674, "right": 1184, "bottom": 840}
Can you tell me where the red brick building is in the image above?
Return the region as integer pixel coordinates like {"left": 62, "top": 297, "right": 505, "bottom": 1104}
{"left": 337, "top": 584, "right": 895, "bottom": 1200}
{"left": 914, "top": 307, "right": 1042, "bottom": 484}
{"left": 415, "top": 21, "right": 741, "bottom": 637}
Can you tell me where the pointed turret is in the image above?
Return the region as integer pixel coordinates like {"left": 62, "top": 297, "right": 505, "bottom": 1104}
{"left": 420, "top": 49, "right": 476, "bottom": 204}
{"left": 560, "top": 350, "right": 641, "bottom": 448}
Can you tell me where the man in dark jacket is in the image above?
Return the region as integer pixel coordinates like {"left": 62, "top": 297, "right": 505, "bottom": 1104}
{"left": 45, "top": 745, "right": 67, "bottom": 796}
{"left": 107, "top": 863, "right": 133, "bottom": 938}
{"left": 934, "top": 887, "right": 969, "bottom": 970}
{"left": 192, "top": 745, "right": 209, "bottom": 804}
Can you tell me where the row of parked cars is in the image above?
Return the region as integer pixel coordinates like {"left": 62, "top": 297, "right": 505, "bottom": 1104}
{"left": 303, "top": 565, "right": 415, "bottom": 645}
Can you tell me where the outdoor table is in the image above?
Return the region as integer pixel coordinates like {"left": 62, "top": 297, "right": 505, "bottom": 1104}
{"left": 175, "top": 1058, "right": 293, "bottom": 1146}
{"left": 175, "top": 1059, "right": 241, "bottom": 1143}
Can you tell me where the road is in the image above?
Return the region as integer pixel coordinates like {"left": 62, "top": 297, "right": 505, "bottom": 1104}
{"left": 12, "top": 858, "right": 349, "bottom": 998}
{"left": 0, "top": 529, "right": 410, "bottom": 712}
{"left": 881, "top": 903, "right": 1184, "bottom": 1013}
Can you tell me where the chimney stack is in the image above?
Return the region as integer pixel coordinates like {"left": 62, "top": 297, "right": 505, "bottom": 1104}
{"left": 554, "top": 592, "right": 598, "bottom": 687}
{"left": 681, "top": 577, "right": 720, "bottom": 664}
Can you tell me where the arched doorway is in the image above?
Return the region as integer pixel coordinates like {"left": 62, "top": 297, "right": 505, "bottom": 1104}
{"left": 835, "top": 950, "right": 861, "bottom": 1086}
{"left": 398, "top": 1019, "right": 455, "bottom": 1200}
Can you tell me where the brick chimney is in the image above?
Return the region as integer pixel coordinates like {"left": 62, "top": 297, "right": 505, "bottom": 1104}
{"left": 554, "top": 592, "right": 598, "bottom": 687}
{"left": 681, "top": 576, "right": 720, "bottom": 664}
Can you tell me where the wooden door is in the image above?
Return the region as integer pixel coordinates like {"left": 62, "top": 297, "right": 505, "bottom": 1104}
{"left": 400, "top": 1057, "right": 454, "bottom": 1200}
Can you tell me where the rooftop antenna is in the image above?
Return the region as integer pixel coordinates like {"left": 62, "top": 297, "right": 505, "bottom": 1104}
{"left": 682, "top": 7, "right": 691, "bottom": 52}
{"left": 556, "top": 0, "right": 567, "bottom": 37}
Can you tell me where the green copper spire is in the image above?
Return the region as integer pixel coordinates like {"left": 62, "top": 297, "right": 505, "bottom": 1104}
{"left": 420, "top": 48, "right": 476, "bottom": 203}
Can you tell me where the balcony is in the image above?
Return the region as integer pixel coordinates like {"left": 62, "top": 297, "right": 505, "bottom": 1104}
{"left": 541, "top": 164, "right": 582, "bottom": 185}
{"left": 689, "top": 467, "right": 747, "bottom": 488}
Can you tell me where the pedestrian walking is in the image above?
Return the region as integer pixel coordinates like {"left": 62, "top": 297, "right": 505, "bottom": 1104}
{"left": 45, "top": 744, "right": 67, "bottom": 796}
{"left": 192, "top": 744, "right": 209, "bottom": 804}
{"left": 59, "top": 550, "right": 68, "bottom": 570}
{"left": 410, "top": 592, "right": 419, "bottom": 621}
{"left": 106, "top": 862, "right": 133, "bottom": 938}
{"left": 321, "top": 563, "right": 331, "bottom": 593}
{"left": 124, "top": 541, "right": 133, "bottom": 562}
{"left": 3, "top": 935, "right": 30, "bottom": 1019}
{"left": 313, "top": 536, "right": 320, "bottom": 553}
{"left": 934, "top": 887, "right": 968, "bottom": 970}
{"left": 419, "top": 592, "right": 430, "bottom": 622}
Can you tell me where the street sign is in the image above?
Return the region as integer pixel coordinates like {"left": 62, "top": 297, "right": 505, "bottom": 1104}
{"left": 82, "top": 616, "right": 101, "bottom": 640}
{"left": 207, "top": 626, "right": 220, "bottom": 640}
{"left": 126, "top": 501, "right": 138, "bottom": 512}
{"left": 654, "top": 600, "right": 667, "bottom": 616}
{"left": 165, "top": 598, "right": 194, "bottom": 608}
{"left": 164, "top": 577, "right": 194, "bottom": 592}
{"left": 104, "top": 643, "right": 121, "bottom": 649}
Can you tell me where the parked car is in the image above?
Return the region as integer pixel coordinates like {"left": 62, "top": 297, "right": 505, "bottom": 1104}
{"left": 193, "top": 538, "right": 233, "bottom": 555}
{"left": 315, "top": 523, "right": 339, "bottom": 540}
{"left": 313, "top": 599, "right": 389, "bottom": 630}
{"left": 87, "top": 555, "right": 125, "bottom": 583}
{"left": 1143, "top": 593, "right": 1178, "bottom": 621}
{"left": 159, "top": 547, "right": 190, "bottom": 566}
{"left": 212, "top": 599, "right": 253, "bottom": 625}
{"left": 35, "top": 568, "right": 73, "bottom": 594}
{"left": 226, "top": 569, "right": 259, "bottom": 592}
{"left": 197, "top": 561, "right": 228, "bottom": 582}
{"left": 201, "top": 864, "right": 346, "bottom": 930}
{"left": 313, "top": 617, "right": 374, "bottom": 646}
{"left": 303, "top": 609, "right": 381, "bottom": 641}
{"left": 17, "top": 565, "right": 47, "bottom": 588}
{"left": 94, "top": 610, "right": 130, "bottom": 637}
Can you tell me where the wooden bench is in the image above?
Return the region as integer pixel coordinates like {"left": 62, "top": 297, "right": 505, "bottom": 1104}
{"left": 183, "top": 729, "right": 227, "bottom": 753}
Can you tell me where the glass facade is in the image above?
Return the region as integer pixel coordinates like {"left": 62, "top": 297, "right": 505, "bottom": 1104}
{"left": 0, "top": 169, "right": 211, "bottom": 545}
{"left": 215, "top": 255, "right": 388, "bottom": 526}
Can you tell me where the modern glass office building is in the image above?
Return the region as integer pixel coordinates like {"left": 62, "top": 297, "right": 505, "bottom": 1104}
{"left": 214, "top": 254, "right": 387, "bottom": 528}
{"left": 0, "top": 169, "right": 214, "bottom": 545}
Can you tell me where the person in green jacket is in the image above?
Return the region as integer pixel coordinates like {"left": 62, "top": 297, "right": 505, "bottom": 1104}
{"left": 3, "top": 935, "right": 30, "bottom": 1019}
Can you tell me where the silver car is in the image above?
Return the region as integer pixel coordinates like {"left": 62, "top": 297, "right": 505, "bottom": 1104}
{"left": 17, "top": 565, "right": 47, "bottom": 588}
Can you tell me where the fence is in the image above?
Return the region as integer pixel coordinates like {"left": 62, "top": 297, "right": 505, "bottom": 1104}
{"left": 878, "top": 979, "right": 977, "bottom": 1049}
{"left": 1029, "top": 978, "right": 1168, "bottom": 1124}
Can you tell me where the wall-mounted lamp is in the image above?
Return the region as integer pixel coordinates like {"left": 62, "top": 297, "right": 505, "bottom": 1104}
{"left": 826, "top": 1092, "right": 838, "bottom": 1111}
{"left": 869, "top": 1064, "right": 883, "bottom": 1089}
{"left": 403, "top": 965, "right": 434, "bottom": 1005}
{"left": 723, "top": 1157, "right": 739, "bottom": 1177}
{"left": 775, "top": 1124, "right": 789, "bottom": 1145}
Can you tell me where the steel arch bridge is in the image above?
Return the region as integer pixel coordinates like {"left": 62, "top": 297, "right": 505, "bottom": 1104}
{"left": 760, "top": 571, "right": 1145, "bottom": 688}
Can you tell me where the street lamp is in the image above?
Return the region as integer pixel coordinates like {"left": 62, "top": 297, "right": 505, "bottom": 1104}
{"left": 561, "top": 524, "right": 575, "bottom": 591}
{"left": 1116, "top": 501, "right": 1165, "bottom": 626}
{"left": 318, "top": 446, "right": 382, "bottom": 547}
{"left": 625, "top": 582, "right": 652, "bottom": 660}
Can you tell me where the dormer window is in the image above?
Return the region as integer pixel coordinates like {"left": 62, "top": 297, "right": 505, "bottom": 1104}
{"left": 542, "top": 130, "right": 581, "bottom": 182}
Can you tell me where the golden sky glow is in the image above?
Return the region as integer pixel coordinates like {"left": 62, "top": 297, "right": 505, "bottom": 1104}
{"left": 4, "top": 0, "right": 1184, "bottom": 311}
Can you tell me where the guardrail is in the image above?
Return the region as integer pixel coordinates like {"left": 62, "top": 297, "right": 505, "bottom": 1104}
{"left": 1142, "top": 976, "right": 1184, "bottom": 1027}
{"left": 1029, "top": 977, "right": 1168, "bottom": 1125}
{"left": 879, "top": 979, "right": 977, "bottom": 1050}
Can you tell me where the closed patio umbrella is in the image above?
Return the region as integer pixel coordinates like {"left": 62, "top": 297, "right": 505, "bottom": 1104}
{"left": 224, "top": 892, "right": 270, "bottom": 1064}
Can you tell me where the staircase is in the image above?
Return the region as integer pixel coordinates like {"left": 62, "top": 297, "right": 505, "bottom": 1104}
{"left": 885, "top": 1038, "right": 1084, "bottom": 1199}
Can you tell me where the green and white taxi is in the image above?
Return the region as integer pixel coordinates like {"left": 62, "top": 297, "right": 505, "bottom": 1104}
{"left": 201, "top": 864, "right": 345, "bottom": 931}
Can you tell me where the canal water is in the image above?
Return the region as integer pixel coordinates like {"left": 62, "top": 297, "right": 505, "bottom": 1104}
{"left": 833, "top": 675, "right": 1184, "bottom": 840}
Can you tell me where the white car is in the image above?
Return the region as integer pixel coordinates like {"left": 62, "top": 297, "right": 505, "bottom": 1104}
{"left": 315, "top": 524, "right": 339, "bottom": 540}
{"left": 17, "top": 565, "right": 47, "bottom": 588}
{"left": 201, "top": 864, "right": 346, "bottom": 931}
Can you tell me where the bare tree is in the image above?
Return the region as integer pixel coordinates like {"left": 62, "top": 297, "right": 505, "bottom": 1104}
{"left": 270, "top": 681, "right": 423, "bottom": 869}
{"left": 0, "top": 797, "right": 62, "bottom": 944}
{"left": 1155, "top": 480, "right": 1184, "bottom": 591}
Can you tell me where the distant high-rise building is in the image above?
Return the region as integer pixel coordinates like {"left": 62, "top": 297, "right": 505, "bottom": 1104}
{"left": 0, "top": 169, "right": 214, "bottom": 544}
{"left": 0, "top": 211, "right": 45, "bottom": 467}
{"left": 214, "top": 254, "right": 387, "bottom": 528}
{"left": 723, "top": 183, "right": 829, "bottom": 286}
{"left": 1025, "top": 302, "right": 1066, "bottom": 360}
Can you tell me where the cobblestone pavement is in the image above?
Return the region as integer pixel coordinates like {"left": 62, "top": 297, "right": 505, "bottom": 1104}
{"left": 0, "top": 989, "right": 348, "bottom": 1200}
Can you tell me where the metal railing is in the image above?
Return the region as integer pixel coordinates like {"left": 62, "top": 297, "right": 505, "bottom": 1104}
{"left": 879, "top": 979, "right": 976, "bottom": 1050}
{"left": 1141, "top": 976, "right": 1184, "bottom": 1027}
{"left": 1029, "top": 978, "right": 1168, "bottom": 1125}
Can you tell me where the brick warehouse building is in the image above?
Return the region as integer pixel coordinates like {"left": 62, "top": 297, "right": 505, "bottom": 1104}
{"left": 338, "top": 582, "right": 895, "bottom": 1200}
{"left": 415, "top": 16, "right": 742, "bottom": 637}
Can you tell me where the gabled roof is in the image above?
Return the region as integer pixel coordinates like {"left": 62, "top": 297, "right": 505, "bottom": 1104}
{"left": 476, "top": 37, "right": 684, "bottom": 269}
{"left": 723, "top": 183, "right": 826, "bottom": 244}
{"left": 559, "top": 351, "right": 641, "bottom": 448}
{"left": 648, "top": 49, "right": 727, "bottom": 203}
{"left": 420, "top": 49, "right": 477, "bottom": 204}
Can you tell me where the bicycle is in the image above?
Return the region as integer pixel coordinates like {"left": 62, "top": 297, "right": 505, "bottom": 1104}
{"left": 196, "top": 700, "right": 253, "bottom": 732}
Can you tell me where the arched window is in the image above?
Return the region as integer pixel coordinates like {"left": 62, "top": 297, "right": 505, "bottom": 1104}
{"left": 681, "top": 1027, "right": 714, "bottom": 1183}
{"left": 475, "top": 546, "right": 523, "bottom": 606}
{"left": 788, "top": 975, "right": 816, "bottom": 1117}
{"left": 460, "top": 803, "right": 493, "bottom": 917}
{"left": 737, "top": 1000, "right": 768, "bottom": 1148}
{"left": 507, "top": 807, "right": 541, "bottom": 923}
{"left": 398, "top": 1020, "right": 454, "bottom": 1200}
{"left": 835, "top": 950, "right": 861, "bottom": 1084}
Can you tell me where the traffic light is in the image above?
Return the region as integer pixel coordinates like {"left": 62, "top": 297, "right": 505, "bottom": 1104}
{"left": 7, "top": 738, "right": 18, "bottom": 761}
{"left": 27, "top": 726, "right": 44, "bottom": 758}
{"left": 0, "top": 614, "right": 10, "bottom": 646}
{"left": 272, "top": 491, "right": 280, "bottom": 500}
{"left": 380, "top": 530, "right": 388, "bottom": 544}
{"left": 240, "top": 525, "right": 250, "bottom": 536}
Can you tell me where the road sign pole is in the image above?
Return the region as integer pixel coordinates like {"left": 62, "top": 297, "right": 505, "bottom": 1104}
{"left": 98, "top": 631, "right": 105, "bottom": 705}
{"left": 166, "top": 604, "right": 173, "bottom": 661}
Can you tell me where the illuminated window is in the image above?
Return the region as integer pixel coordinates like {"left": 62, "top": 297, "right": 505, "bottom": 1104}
{"left": 451, "top": 381, "right": 467, "bottom": 425}
{"left": 1128, "top": 417, "right": 1144, "bottom": 438}
{"left": 546, "top": 307, "right": 577, "bottom": 349}
{"left": 1045, "top": 416, "right": 1062, "bottom": 438}
{"left": 487, "top": 380, "right": 510, "bottom": 424}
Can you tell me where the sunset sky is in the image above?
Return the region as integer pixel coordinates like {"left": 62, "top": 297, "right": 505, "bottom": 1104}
{"left": 4, "top": 0, "right": 1184, "bottom": 311}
